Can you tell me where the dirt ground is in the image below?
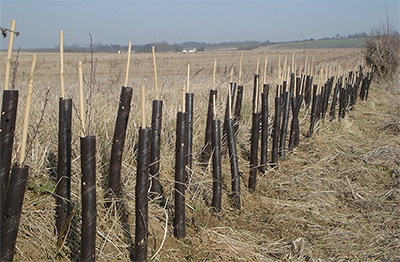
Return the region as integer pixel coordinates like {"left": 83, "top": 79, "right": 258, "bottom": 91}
{"left": 1, "top": 47, "right": 399, "bottom": 261}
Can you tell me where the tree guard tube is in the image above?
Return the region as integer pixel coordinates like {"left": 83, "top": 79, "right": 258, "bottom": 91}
{"left": 279, "top": 91, "right": 290, "bottom": 158}
{"left": 135, "top": 127, "right": 150, "bottom": 262}
{"left": 252, "top": 74, "right": 259, "bottom": 113}
{"left": 330, "top": 81, "right": 340, "bottom": 120}
{"left": 108, "top": 86, "right": 133, "bottom": 201}
{"left": 226, "top": 118, "right": 241, "bottom": 209}
{"left": 0, "top": 165, "right": 28, "bottom": 261}
{"left": 248, "top": 112, "right": 260, "bottom": 192}
{"left": 174, "top": 112, "right": 187, "bottom": 239}
{"left": 56, "top": 98, "right": 72, "bottom": 238}
{"left": 271, "top": 95, "right": 281, "bottom": 169}
{"left": 233, "top": 85, "right": 244, "bottom": 135}
{"left": 80, "top": 136, "right": 97, "bottom": 262}
{"left": 288, "top": 95, "right": 303, "bottom": 151}
{"left": 185, "top": 93, "right": 194, "bottom": 170}
{"left": 307, "top": 85, "right": 319, "bottom": 137}
{"left": 199, "top": 90, "right": 217, "bottom": 167}
{"left": 149, "top": 99, "right": 164, "bottom": 203}
{"left": 211, "top": 119, "right": 222, "bottom": 214}
{"left": 223, "top": 83, "right": 236, "bottom": 152}
{"left": 304, "top": 76, "right": 312, "bottom": 108}
{"left": 0, "top": 90, "right": 19, "bottom": 228}
{"left": 259, "top": 84, "right": 269, "bottom": 172}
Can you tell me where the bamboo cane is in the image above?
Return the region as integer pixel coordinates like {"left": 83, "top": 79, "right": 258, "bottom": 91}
{"left": 187, "top": 64, "right": 190, "bottom": 93}
{"left": 152, "top": 46, "right": 158, "bottom": 100}
{"left": 60, "top": 30, "right": 65, "bottom": 98}
{"left": 212, "top": 58, "right": 216, "bottom": 90}
{"left": 278, "top": 55, "right": 281, "bottom": 81}
{"left": 291, "top": 54, "right": 295, "bottom": 73}
{"left": 19, "top": 54, "right": 37, "bottom": 164}
{"left": 4, "top": 20, "right": 16, "bottom": 91}
{"left": 304, "top": 55, "right": 308, "bottom": 76}
{"left": 263, "top": 56, "right": 268, "bottom": 86}
{"left": 182, "top": 83, "right": 186, "bottom": 113}
{"left": 311, "top": 56, "right": 315, "bottom": 77}
{"left": 228, "top": 73, "right": 232, "bottom": 119}
{"left": 124, "top": 41, "right": 132, "bottom": 87}
{"left": 238, "top": 52, "right": 243, "bottom": 85}
{"left": 141, "top": 85, "right": 146, "bottom": 128}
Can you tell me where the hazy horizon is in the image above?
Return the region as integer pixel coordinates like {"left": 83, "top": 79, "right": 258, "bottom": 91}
{"left": 1, "top": 0, "right": 399, "bottom": 50}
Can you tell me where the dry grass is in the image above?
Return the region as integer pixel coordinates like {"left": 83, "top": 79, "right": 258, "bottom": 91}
{"left": 1, "top": 47, "right": 399, "bottom": 261}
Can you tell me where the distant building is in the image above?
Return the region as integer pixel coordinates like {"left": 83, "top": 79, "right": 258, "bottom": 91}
{"left": 182, "top": 48, "right": 196, "bottom": 53}
{"left": 118, "top": 50, "right": 134, "bottom": 54}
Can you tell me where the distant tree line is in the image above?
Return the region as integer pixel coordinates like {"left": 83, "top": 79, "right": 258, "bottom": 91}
{"left": 23, "top": 31, "right": 391, "bottom": 53}
{"left": 43, "top": 40, "right": 272, "bottom": 53}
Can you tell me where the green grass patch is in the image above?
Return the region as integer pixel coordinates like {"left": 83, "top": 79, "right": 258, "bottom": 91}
{"left": 270, "top": 38, "right": 365, "bottom": 49}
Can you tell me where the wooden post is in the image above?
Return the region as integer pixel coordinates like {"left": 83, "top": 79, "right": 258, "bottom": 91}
{"left": 238, "top": 51, "right": 243, "bottom": 85}
{"left": 278, "top": 55, "right": 281, "bottom": 81}
{"left": 182, "top": 83, "right": 186, "bottom": 113}
{"left": 78, "top": 61, "right": 86, "bottom": 137}
{"left": 187, "top": 64, "right": 190, "bottom": 93}
{"left": 263, "top": 56, "right": 268, "bottom": 86}
{"left": 304, "top": 55, "right": 308, "bottom": 76}
{"left": 152, "top": 46, "right": 158, "bottom": 100}
{"left": 124, "top": 41, "right": 132, "bottom": 87}
{"left": 19, "top": 54, "right": 37, "bottom": 165}
{"left": 213, "top": 58, "right": 217, "bottom": 90}
{"left": 228, "top": 72, "right": 232, "bottom": 119}
{"left": 141, "top": 85, "right": 146, "bottom": 128}
{"left": 4, "top": 20, "right": 17, "bottom": 91}
{"left": 60, "top": 30, "right": 65, "bottom": 98}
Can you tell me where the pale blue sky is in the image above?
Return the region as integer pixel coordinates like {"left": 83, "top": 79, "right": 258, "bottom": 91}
{"left": 1, "top": 0, "right": 399, "bottom": 49}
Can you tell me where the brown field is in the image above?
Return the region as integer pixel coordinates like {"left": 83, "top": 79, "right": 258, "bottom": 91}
{"left": 1, "top": 47, "right": 399, "bottom": 261}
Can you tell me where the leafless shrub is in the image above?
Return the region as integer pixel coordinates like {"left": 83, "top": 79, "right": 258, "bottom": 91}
{"left": 364, "top": 22, "right": 400, "bottom": 79}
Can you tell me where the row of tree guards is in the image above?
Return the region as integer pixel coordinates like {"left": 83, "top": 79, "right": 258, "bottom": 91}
{"left": 0, "top": 22, "right": 374, "bottom": 261}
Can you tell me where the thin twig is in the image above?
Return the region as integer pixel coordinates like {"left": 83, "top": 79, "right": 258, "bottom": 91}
{"left": 88, "top": 33, "right": 94, "bottom": 136}
{"left": 11, "top": 47, "right": 20, "bottom": 90}
{"left": 22, "top": 88, "right": 50, "bottom": 166}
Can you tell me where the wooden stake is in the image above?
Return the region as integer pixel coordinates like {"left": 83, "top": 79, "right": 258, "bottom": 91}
{"left": 152, "top": 46, "right": 158, "bottom": 100}
{"left": 291, "top": 54, "right": 295, "bottom": 73}
{"left": 263, "top": 56, "right": 268, "bottom": 86}
{"left": 318, "top": 68, "right": 323, "bottom": 94}
{"left": 228, "top": 80, "right": 232, "bottom": 119}
{"left": 182, "top": 83, "right": 186, "bottom": 113}
{"left": 278, "top": 55, "right": 281, "bottom": 80}
{"left": 256, "top": 58, "right": 260, "bottom": 75}
{"left": 282, "top": 56, "right": 287, "bottom": 82}
{"left": 254, "top": 68, "right": 259, "bottom": 113}
{"left": 78, "top": 61, "right": 86, "bottom": 137}
{"left": 238, "top": 51, "right": 243, "bottom": 85}
{"left": 230, "top": 67, "right": 233, "bottom": 83}
{"left": 304, "top": 55, "right": 308, "bottom": 75}
{"left": 141, "top": 85, "right": 146, "bottom": 128}
{"left": 212, "top": 58, "right": 217, "bottom": 90}
{"left": 4, "top": 19, "right": 17, "bottom": 91}
{"left": 311, "top": 55, "right": 315, "bottom": 77}
{"left": 19, "top": 54, "right": 37, "bottom": 164}
{"left": 213, "top": 92, "right": 217, "bottom": 117}
{"left": 60, "top": 30, "right": 65, "bottom": 98}
{"left": 301, "top": 74, "right": 306, "bottom": 95}
{"left": 187, "top": 63, "right": 190, "bottom": 93}
{"left": 124, "top": 41, "right": 132, "bottom": 87}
